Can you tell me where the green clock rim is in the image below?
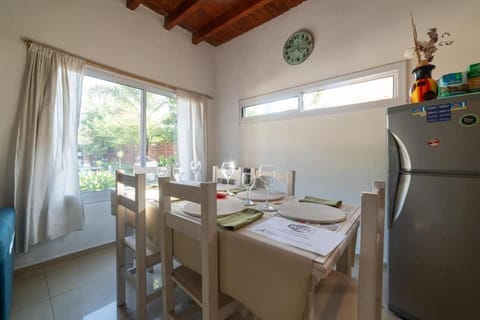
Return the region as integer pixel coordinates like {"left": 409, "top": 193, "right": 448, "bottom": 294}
{"left": 283, "top": 30, "right": 314, "bottom": 65}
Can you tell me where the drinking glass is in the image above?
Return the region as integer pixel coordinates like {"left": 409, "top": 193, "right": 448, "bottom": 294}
{"left": 258, "top": 164, "right": 276, "bottom": 211}
{"left": 221, "top": 161, "right": 235, "bottom": 187}
{"left": 157, "top": 166, "right": 169, "bottom": 177}
{"left": 173, "top": 167, "right": 183, "bottom": 182}
{"left": 241, "top": 171, "right": 256, "bottom": 206}
{"left": 190, "top": 160, "right": 201, "bottom": 181}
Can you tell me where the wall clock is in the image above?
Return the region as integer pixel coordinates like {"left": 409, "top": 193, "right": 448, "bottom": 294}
{"left": 283, "top": 30, "right": 314, "bottom": 65}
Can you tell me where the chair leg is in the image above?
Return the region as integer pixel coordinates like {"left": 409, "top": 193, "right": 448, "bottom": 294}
{"left": 136, "top": 217, "right": 148, "bottom": 320}
{"left": 116, "top": 208, "right": 126, "bottom": 306}
{"left": 136, "top": 277, "right": 147, "bottom": 320}
{"left": 161, "top": 227, "right": 176, "bottom": 318}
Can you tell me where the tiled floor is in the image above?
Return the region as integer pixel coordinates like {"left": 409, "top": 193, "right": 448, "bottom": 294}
{"left": 12, "top": 246, "right": 400, "bottom": 320}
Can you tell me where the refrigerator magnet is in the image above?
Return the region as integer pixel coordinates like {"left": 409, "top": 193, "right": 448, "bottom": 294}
{"left": 459, "top": 114, "right": 478, "bottom": 127}
{"left": 426, "top": 104, "right": 452, "bottom": 123}
{"left": 451, "top": 101, "right": 468, "bottom": 112}
{"left": 412, "top": 107, "right": 426, "bottom": 117}
{"left": 427, "top": 138, "right": 440, "bottom": 148}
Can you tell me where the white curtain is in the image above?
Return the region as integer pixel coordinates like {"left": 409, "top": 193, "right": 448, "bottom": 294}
{"left": 177, "top": 90, "right": 208, "bottom": 181}
{"left": 14, "top": 43, "right": 86, "bottom": 253}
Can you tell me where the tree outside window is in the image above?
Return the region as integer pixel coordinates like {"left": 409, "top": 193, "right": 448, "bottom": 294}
{"left": 78, "top": 76, "right": 177, "bottom": 192}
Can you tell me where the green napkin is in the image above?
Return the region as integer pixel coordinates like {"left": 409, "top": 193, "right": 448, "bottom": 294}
{"left": 299, "top": 196, "right": 342, "bottom": 208}
{"left": 217, "top": 208, "right": 264, "bottom": 231}
{"left": 218, "top": 186, "right": 245, "bottom": 194}
{"left": 229, "top": 187, "right": 246, "bottom": 194}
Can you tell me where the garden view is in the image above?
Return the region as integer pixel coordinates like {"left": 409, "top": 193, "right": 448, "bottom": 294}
{"left": 78, "top": 76, "right": 177, "bottom": 192}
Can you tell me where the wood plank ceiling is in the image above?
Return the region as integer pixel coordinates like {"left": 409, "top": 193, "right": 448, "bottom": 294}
{"left": 127, "top": 0, "right": 307, "bottom": 46}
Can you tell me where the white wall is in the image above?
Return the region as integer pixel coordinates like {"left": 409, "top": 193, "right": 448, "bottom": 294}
{"left": 14, "top": 194, "right": 115, "bottom": 268}
{"left": 0, "top": 0, "right": 215, "bottom": 268}
{"left": 213, "top": 0, "right": 480, "bottom": 205}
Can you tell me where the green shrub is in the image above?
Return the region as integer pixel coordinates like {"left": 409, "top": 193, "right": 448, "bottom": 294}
{"left": 79, "top": 171, "right": 115, "bottom": 192}
{"left": 158, "top": 155, "right": 176, "bottom": 166}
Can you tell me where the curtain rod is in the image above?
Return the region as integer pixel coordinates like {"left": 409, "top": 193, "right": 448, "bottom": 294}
{"left": 21, "top": 37, "right": 213, "bottom": 100}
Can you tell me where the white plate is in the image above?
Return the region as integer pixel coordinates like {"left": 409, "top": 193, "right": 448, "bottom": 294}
{"left": 183, "top": 197, "right": 245, "bottom": 217}
{"left": 277, "top": 202, "right": 346, "bottom": 224}
{"left": 236, "top": 190, "right": 283, "bottom": 201}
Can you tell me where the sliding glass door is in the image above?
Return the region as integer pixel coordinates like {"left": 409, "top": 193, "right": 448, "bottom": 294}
{"left": 78, "top": 69, "right": 177, "bottom": 194}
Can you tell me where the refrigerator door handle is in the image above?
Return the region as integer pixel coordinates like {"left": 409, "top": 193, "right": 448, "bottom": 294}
{"left": 390, "top": 132, "right": 411, "bottom": 171}
{"left": 388, "top": 131, "right": 400, "bottom": 227}
{"left": 392, "top": 174, "right": 411, "bottom": 224}
{"left": 388, "top": 130, "right": 412, "bottom": 227}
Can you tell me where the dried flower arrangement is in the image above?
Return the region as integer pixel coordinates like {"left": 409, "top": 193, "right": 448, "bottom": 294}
{"left": 405, "top": 12, "right": 454, "bottom": 68}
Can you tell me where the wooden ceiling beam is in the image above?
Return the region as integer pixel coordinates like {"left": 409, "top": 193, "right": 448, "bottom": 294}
{"left": 192, "top": 0, "right": 274, "bottom": 45}
{"left": 164, "top": 0, "right": 202, "bottom": 30}
{"left": 127, "top": 0, "right": 142, "bottom": 11}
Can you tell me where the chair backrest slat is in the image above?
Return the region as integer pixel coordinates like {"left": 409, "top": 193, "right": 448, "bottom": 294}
{"left": 116, "top": 171, "right": 137, "bottom": 187}
{"left": 117, "top": 195, "right": 137, "bottom": 213}
{"left": 163, "top": 182, "right": 202, "bottom": 203}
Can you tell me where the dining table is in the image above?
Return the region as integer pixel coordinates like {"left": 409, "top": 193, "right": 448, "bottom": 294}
{"left": 112, "top": 184, "right": 360, "bottom": 320}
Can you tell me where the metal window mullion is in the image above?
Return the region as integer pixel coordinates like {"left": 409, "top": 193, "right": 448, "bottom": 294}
{"left": 299, "top": 92, "right": 304, "bottom": 112}
{"left": 140, "top": 89, "right": 147, "bottom": 167}
{"left": 393, "top": 71, "right": 399, "bottom": 99}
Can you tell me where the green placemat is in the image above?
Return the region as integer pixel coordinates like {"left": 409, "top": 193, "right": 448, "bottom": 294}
{"left": 217, "top": 208, "right": 264, "bottom": 231}
{"left": 299, "top": 196, "right": 342, "bottom": 208}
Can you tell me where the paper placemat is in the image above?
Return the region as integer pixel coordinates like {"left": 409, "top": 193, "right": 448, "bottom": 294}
{"left": 250, "top": 216, "right": 345, "bottom": 256}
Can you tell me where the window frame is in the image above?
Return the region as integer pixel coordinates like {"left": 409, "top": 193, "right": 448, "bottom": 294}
{"left": 79, "top": 67, "right": 177, "bottom": 201}
{"left": 239, "top": 61, "right": 407, "bottom": 123}
{"left": 83, "top": 66, "right": 176, "bottom": 167}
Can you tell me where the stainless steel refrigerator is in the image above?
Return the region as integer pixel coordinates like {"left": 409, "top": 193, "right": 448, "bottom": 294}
{"left": 387, "top": 93, "right": 480, "bottom": 320}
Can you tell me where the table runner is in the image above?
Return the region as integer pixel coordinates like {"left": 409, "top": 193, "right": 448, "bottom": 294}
{"left": 143, "top": 201, "right": 314, "bottom": 320}
{"left": 115, "top": 195, "right": 358, "bottom": 320}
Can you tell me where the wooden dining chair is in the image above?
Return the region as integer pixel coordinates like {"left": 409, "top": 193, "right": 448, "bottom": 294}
{"left": 158, "top": 177, "right": 238, "bottom": 320}
{"left": 212, "top": 165, "right": 243, "bottom": 186}
{"left": 115, "top": 171, "right": 162, "bottom": 320}
{"left": 311, "top": 180, "right": 385, "bottom": 320}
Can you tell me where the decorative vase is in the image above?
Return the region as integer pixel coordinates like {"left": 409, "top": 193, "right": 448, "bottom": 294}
{"left": 409, "top": 64, "right": 438, "bottom": 103}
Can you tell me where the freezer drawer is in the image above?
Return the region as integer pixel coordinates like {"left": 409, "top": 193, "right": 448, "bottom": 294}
{"left": 388, "top": 174, "right": 480, "bottom": 320}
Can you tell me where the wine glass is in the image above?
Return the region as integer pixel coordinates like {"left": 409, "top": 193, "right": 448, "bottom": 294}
{"left": 173, "top": 167, "right": 183, "bottom": 182}
{"left": 241, "top": 171, "right": 256, "bottom": 206}
{"left": 190, "top": 160, "right": 201, "bottom": 181}
{"left": 221, "top": 161, "right": 235, "bottom": 188}
{"left": 258, "top": 164, "right": 276, "bottom": 211}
